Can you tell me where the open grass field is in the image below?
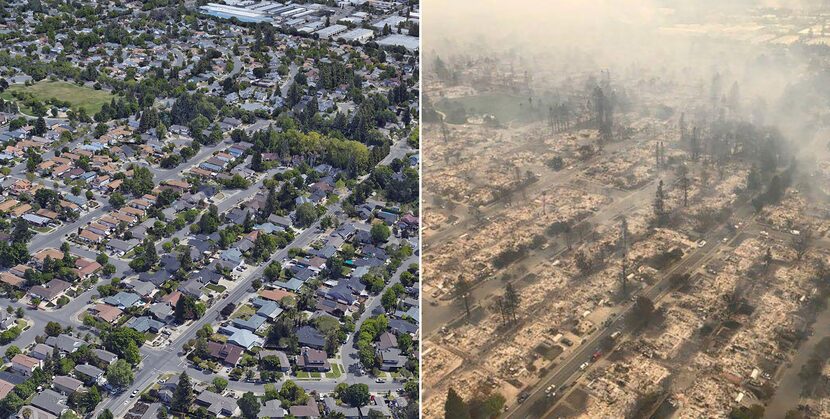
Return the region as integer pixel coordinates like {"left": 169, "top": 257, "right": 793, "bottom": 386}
{"left": 435, "top": 92, "right": 562, "bottom": 125}
{"left": 0, "top": 81, "right": 114, "bottom": 115}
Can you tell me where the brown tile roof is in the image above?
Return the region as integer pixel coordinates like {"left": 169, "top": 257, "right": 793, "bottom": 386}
{"left": 260, "top": 289, "right": 295, "bottom": 303}
{"left": 10, "top": 204, "right": 32, "bottom": 217}
{"left": 91, "top": 304, "right": 122, "bottom": 323}
{"left": 0, "top": 272, "right": 24, "bottom": 287}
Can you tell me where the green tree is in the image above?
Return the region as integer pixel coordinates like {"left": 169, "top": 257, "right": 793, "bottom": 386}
{"left": 370, "top": 222, "right": 391, "bottom": 243}
{"left": 33, "top": 116, "right": 47, "bottom": 136}
{"left": 143, "top": 238, "right": 158, "bottom": 267}
{"left": 106, "top": 359, "right": 134, "bottom": 388}
{"left": 294, "top": 203, "right": 318, "bottom": 228}
{"left": 279, "top": 380, "right": 308, "bottom": 405}
{"left": 212, "top": 377, "right": 228, "bottom": 392}
{"left": 175, "top": 294, "right": 204, "bottom": 323}
{"left": 11, "top": 217, "right": 32, "bottom": 244}
{"left": 172, "top": 372, "right": 195, "bottom": 414}
{"left": 108, "top": 192, "right": 126, "bottom": 209}
{"left": 251, "top": 150, "right": 264, "bottom": 172}
{"left": 264, "top": 261, "right": 282, "bottom": 281}
{"left": 45, "top": 321, "right": 63, "bottom": 337}
{"left": 342, "top": 383, "right": 370, "bottom": 408}
{"left": 237, "top": 391, "right": 261, "bottom": 419}
{"left": 4, "top": 345, "right": 20, "bottom": 360}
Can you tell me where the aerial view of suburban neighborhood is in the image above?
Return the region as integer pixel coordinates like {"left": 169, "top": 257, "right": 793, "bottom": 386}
{"left": 0, "top": 0, "right": 420, "bottom": 418}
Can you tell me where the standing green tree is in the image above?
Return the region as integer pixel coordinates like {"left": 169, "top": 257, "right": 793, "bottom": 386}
{"left": 11, "top": 217, "right": 31, "bottom": 244}
{"left": 106, "top": 359, "right": 134, "bottom": 388}
{"left": 108, "top": 191, "right": 126, "bottom": 209}
{"left": 171, "top": 372, "right": 195, "bottom": 414}
{"left": 175, "top": 294, "right": 204, "bottom": 322}
{"left": 179, "top": 249, "right": 193, "bottom": 272}
{"left": 251, "top": 150, "right": 264, "bottom": 172}
{"left": 243, "top": 211, "right": 255, "bottom": 233}
{"left": 370, "top": 223, "right": 391, "bottom": 243}
{"left": 237, "top": 392, "right": 261, "bottom": 419}
{"left": 33, "top": 116, "right": 47, "bottom": 135}
{"left": 342, "top": 384, "right": 370, "bottom": 409}
{"left": 143, "top": 238, "right": 158, "bottom": 268}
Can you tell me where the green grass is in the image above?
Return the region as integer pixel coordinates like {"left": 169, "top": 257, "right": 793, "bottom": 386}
{"left": 1, "top": 81, "right": 114, "bottom": 115}
{"left": 205, "top": 283, "right": 227, "bottom": 293}
{"left": 231, "top": 304, "right": 255, "bottom": 319}
{"left": 435, "top": 93, "right": 559, "bottom": 125}
{"left": 325, "top": 363, "right": 343, "bottom": 379}
{"left": 295, "top": 371, "right": 311, "bottom": 379}
{"left": 210, "top": 333, "right": 228, "bottom": 343}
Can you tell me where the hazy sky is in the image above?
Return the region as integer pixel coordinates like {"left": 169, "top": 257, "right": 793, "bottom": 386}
{"left": 423, "top": 0, "right": 669, "bottom": 56}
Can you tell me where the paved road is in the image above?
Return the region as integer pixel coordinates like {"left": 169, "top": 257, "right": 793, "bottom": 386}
{"left": 340, "top": 255, "right": 418, "bottom": 381}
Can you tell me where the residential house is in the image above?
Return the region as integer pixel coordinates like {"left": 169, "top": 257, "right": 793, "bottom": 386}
{"left": 11, "top": 354, "right": 41, "bottom": 376}
{"left": 74, "top": 364, "right": 104, "bottom": 384}
{"left": 52, "top": 376, "right": 84, "bottom": 395}
{"left": 296, "top": 347, "right": 330, "bottom": 372}
{"left": 206, "top": 342, "right": 245, "bottom": 367}
{"left": 29, "top": 279, "right": 71, "bottom": 303}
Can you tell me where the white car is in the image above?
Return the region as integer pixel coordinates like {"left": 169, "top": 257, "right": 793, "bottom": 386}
{"left": 545, "top": 385, "right": 556, "bottom": 394}
{"left": 580, "top": 362, "right": 589, "bottom": 371}
{"left": 697, "top": 240, "right": 706, "bottom": 248}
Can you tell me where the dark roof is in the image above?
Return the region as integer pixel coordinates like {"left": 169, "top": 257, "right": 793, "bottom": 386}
{"left": 160, "top": 254, "right": 181, "bottom": 272}
{"left": 207, "top": 342, "right": 244, "bottom": 365}
{"left": 296, "top": 325, "right": 325, "bottom": 349}
{"left": 31, "top": 389, "right": 67, "bottom": 416}
{"left": 139, "top": 270, "right": 169, "bottom": 286}
{"left": 389, "top": 319, "right": 417, "bottom": 335}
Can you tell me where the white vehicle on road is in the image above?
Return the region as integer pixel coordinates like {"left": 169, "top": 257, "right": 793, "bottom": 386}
{"left": 580, "top": 362, "right": 589, "bottom": 371}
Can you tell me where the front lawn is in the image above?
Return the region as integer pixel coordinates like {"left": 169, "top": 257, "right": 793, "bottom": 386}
{"left": 230, "top": 304, "right": 255, "bottom": 319}
{"left": 205, "top": 283, "right": 227, "bottom": 293}
{"left": 325, "top": 363, "right": 343, "bottom": 379}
